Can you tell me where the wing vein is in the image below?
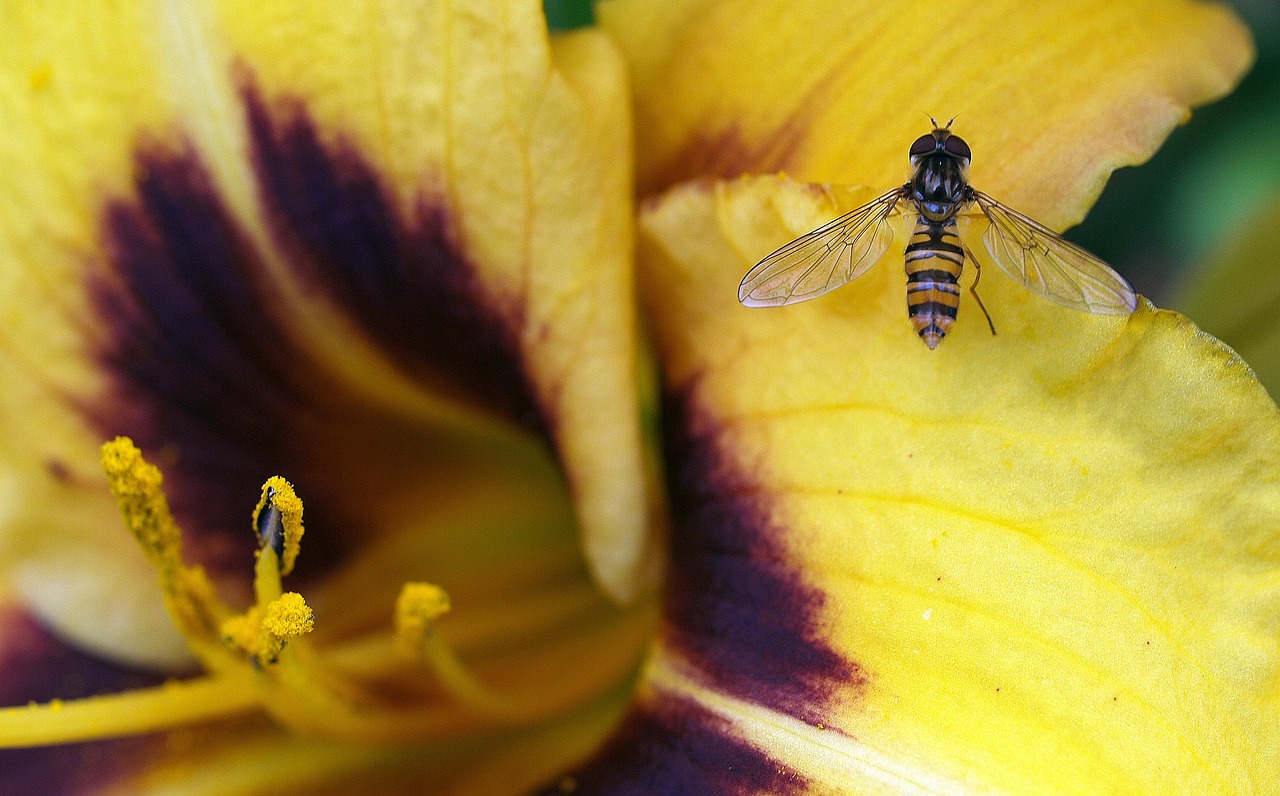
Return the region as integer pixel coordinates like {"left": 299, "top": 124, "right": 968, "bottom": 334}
{"left": 739, "top": 187, "right": 905, "bottom": 307}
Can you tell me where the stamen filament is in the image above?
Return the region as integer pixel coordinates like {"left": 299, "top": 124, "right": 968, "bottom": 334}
{"left": 254, "top": 545, "right": 285, "bottom": 606}
{"left": 418, "top": 632, "right": 565, "bottom": 722}
{"left": 100, "top": 438, "right": 233, "bottom": 657}
{"left": 395, "top": 582, "right": 569, "bottom": 724}
{"left": 0, "top": 675, "right": 259, "bottom": 747}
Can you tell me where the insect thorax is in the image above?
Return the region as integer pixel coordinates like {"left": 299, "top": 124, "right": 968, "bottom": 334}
{"left": 910, "top": 154, "right": 969, "bottom": 223}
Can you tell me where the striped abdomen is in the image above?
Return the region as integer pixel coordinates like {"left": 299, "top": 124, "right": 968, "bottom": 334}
{"left": 904, "top": 218, "right": 964, "bottom": 349}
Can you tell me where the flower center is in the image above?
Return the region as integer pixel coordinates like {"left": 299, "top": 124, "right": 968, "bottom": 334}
{"left": 0, "top": 437, "right": 631, "bottom": 749}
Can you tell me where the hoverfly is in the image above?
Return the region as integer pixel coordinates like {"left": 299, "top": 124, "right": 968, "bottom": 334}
{"left": 738, "top": 120, "right": 1137, "bottom": 349}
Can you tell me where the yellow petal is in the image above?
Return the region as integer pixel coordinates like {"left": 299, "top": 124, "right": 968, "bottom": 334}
{"left": 0, "top": 2, "right": 196, "bottom": 668}
{"left": 621, "top": 174, "right": 1280, "bottom": 790}
{"left": 599, "top": 0, "right": 1252, "bottom": 224}
{"left": 207, "top": 3, "right": 655, "bottom": 600}
{"left": 0, "top": 0, "right": 650, "bottom": 670}
{"left": 1173, "top": 192, "right": 1280, "bottom": 397}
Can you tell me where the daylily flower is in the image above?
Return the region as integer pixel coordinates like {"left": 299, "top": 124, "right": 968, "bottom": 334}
{"left": 0, "top": 1, "right": 1274, "bottom": 794}
{"left": 0, "top": 3, "right": 654, "bottom": 791}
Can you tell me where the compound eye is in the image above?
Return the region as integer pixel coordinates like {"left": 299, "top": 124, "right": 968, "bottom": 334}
{"left": 908, "top": 134, "right": 937, "bottom": 158}
{"left": 943, "top": 135, "right": 971, "bottom": 160}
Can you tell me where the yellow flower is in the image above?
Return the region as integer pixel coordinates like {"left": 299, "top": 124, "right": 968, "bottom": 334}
{"left": 0, "top": 0, "right": 1273, "bottom": 794}
{"left": 0, "top": 2, "right": 653, "bottom": 790}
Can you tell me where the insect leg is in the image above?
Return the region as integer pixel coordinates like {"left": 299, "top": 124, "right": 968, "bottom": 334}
{"left": 961, "top": 242, "right": 997, "bottom": 336}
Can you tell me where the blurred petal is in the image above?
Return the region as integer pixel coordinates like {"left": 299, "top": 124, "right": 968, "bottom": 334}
{"left": 598, "top": 0, "right": 1252, "bottom": 225}
{"left": 0, "top": 0, "right": 649, "bottom": 671}
{"left": 1172, "top": 192, "right": 1280, "bottom": 396}
{"left": 0, "top": 592, "right": 169, "bottom": 794}
{"left": 562, "top": 174, "right": 1280, "bottom": 790}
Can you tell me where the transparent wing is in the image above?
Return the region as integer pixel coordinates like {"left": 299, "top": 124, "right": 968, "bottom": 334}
{"left": 739, "top": 186, "right": 906, "bottom": 307}
{"left": 973, "top": 191, "right": 1137, "bottom": 314}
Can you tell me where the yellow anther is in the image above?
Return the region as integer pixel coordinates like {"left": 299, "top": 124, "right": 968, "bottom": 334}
{"left": 100, "top": 438, "right": 230, "bottom": 650}
{"left": 221, "top": 593, "right": 314, "bottom": 667}
{"left": 253, "top": 476, "right": 304, "bottom": 576}
{"left": 100, "top": 437, "right": 182, "bottom": 566}
{"left": 263, "top": 593, "right": 314, "bottom": 638}
{"left": 395, "top": 582, "right": 452, "bottom": 656}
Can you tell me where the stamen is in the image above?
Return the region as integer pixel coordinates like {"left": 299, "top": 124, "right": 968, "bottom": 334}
{"left": 253, "top": 476, "right": 304, "bottom": 576}
{"left": 78, "top": 445, "right": 446, "bottom": 744}
{"left": 221, "top": 593, "right": 315, "bottom": 667}
{"left": 395, "top": 582, "right": 558, "bottom": 723}
{"left": 100, "top": 437, "right": 182, "bottom": 567}
{"left": 264, "top": 592, "right": 314, "bottom": 638}
{"left": 232, "top": 478, "right": 390, "bottom": 736}
{"left": 99, "top": 437, "right": 231, "bottom": 654}
{"left": 92, "top": 444, "right": 576, "bottom": 744}
{"left": 228, "top": 481, "right": 314, "bottom": 667}
{"left": 395, "top": 582, "right": 452, "bottom": 656}
{"left": 249, "top": 476, "right": 305, "bottom": 608}
{"left": 0, "top": 676, "right": 259, "bottom": 748}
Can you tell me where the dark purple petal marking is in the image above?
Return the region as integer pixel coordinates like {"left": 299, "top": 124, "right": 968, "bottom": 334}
{"left": 640, "top": 69, "right": 846, "bottom": 197}
{"left": 90, "top": 136, "right": 321, "bottom": 573}
{"left": 644, "top": 121, "right": 809, "bottom": 197}
{"left": 0, "top": 605, "right": 164, "bottom": 794}
{"left": 536, "top": 690, "right": 807, "bottom": 796}
{"left": 659, "top": 389, "right": 864, "bottom": 725}
{"left": 241, "top": 82, "right": 538, "bottom": 426}
{"left": 85, "top": 73, "right": 541, "bottom": 580}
